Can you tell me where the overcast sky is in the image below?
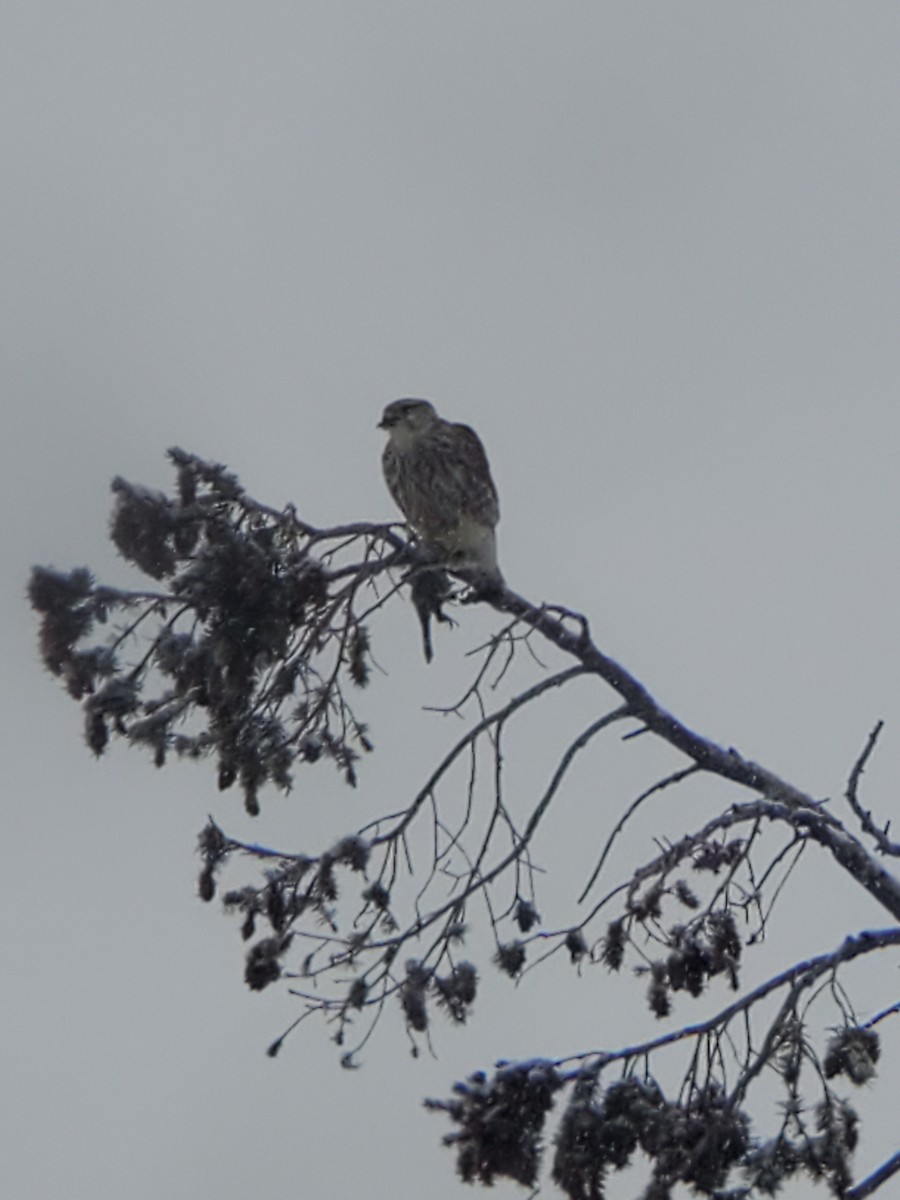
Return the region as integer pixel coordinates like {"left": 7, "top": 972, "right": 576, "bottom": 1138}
{"left": 5, "top": 5, "right": 900, "bottom": 1198}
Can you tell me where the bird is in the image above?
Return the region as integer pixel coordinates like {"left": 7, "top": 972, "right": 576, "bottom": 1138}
{"left": 379, "top": 398, "right": 503, "bottom": 590}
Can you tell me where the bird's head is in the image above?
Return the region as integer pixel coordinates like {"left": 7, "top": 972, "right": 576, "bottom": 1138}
{"left": 378, "top": 398, "right": 438, "bottom": 438}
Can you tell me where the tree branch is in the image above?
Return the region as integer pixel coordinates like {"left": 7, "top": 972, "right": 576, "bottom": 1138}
{"left": 844, "top": 721, "right": 900, "bottom": 856}
{"left": 553, "top": 927, "right": 900, "bottom": 1078}
{"left": 491, "top": 586, "right": 900, "bottom": 922}
{"left": 848, "top": 1150, "right": 900, "bottom": 1200}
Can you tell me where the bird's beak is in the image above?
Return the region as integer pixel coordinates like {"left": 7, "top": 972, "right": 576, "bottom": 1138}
{"left": 377, "top": 416, "right": 392, "bottom": 430}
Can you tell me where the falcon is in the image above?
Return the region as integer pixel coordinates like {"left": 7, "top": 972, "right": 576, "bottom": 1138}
{"left": 379, "top": 398, "right": 502, "bottom": 588}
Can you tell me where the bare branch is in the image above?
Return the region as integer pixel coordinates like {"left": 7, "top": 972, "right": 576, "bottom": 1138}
{"left": 494, "top": 588, "right": 829, "bottom": 807}
{"left": 847, "top": 1151, "right": 900, "bottom": 1200}
{"left": 845, "top": 721, "right": 900, "bottom": 856}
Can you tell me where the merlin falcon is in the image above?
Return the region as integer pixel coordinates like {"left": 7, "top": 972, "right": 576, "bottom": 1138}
{"left": 379, "top": 398, "right": 503, "bottom": 588}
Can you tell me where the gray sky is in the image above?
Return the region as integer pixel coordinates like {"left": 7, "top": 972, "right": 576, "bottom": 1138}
{"left": 4, "top": 4, "right": 900, "bottom": 1198}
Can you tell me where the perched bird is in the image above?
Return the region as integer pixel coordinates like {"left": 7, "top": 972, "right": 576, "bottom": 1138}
{"left": 379, "top": 398, "right": 502, "bottom": 588}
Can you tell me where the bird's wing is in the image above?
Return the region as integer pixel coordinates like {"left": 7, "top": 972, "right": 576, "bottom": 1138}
{"left": 381, "top": 420, "right": 500, "bottom": 538}
{"left": 443, "top": 423, "right": 500, "bottom": 527}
